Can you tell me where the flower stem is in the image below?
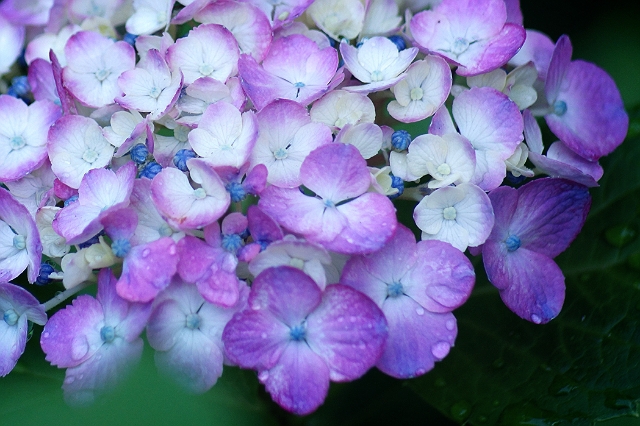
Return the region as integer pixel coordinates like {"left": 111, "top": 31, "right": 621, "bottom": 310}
{"left": 43, "top": 280, "right": 94, "bottom": 312}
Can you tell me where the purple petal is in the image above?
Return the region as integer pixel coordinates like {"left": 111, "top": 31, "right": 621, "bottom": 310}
{"left": 545, "top": 35, "right": 572, "bottom": 104}
{"left": 484, "top": 244, "right": 565, "bottom": 323}
{"left": 405, "top": 240, "right": 475, "bottom": 313}
{"left": 116, "top": 237, "right": 179, "bottom": 303}
{"left": 261, "top": 342, "right": 330, "bottom": 415}
{"left": 503, "top": 178, "right": 591, "bottom": 257}
{"left": 0, "top": 315, "right": 27, "bottom": 376}
{"left": 100, "top": 207, "right": 138, "bottom": 241}
{"left": 377, "top": 296, "right": 457, "bottom": 378}
{"left": 247, "top": 205, "right": 284, "bottom": 244}
{"left": 545, "top": 60, "right": 628, "bottom": 161}
{"left": 41, "top": 295, "right": 104, "bottom": 368}
{"left": 306, "top": 284, "right": 387, "bottom": 381}
{"left": 222, "top": 309, "right": 289, "bottom": 370}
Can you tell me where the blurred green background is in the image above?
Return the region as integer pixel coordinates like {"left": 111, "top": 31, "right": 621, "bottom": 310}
{"left": 2, "top": 1, "right": 640, "bottom": 425}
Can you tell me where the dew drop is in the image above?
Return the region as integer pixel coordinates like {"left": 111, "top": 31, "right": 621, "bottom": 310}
{"left": 604, "top": 225, "right": 637, "bottom": 247}
{"left": 258, "top": 371, "right": 269, "bottom": 381}
{"left": 142, "top": 249, "right": 151, "bottom": 258}
{"left": 415, "top": 307, "right": 425, "bottom": 316}
{"left": 431, "top": 341, "right": 450, "bottom": 358}
{"left": 42, "top": 332, "right": 50, "bottom": 339}
{"left": 434, "top": 377, "right": 446, "bottom": 387}
{"left": 349, "top": 316, "right": 357, "bottom": 323}
{"left": 65, "top": 376, "right": 75, "bottom": 384}
{"left": 445, "top": 320, "right": 455, "bottom": 331}
{"left": 261, "top": 332, "right": 267, "bottom": 339}
{"left": 415, "top": 368, "right": 426, "bottom": 376}
{"left": 450, "top": 401, "right": 471, "bottom": 422}
{"left": 169, "top": 245, "right": 176, "bottom": 255}
{"left": 530, "top": 314, "right": 542, "bottom": 324}
{"left": 492, "top": 358, "right": 505, "bottom": 369}
{"left": 338, "top": 317, "right": 344, "bottom": 322}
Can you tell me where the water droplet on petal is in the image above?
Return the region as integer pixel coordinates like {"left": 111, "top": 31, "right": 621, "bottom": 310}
{"left": 261, "top": 332, "right": 267, "bottom": 339}
{"left": 531, "top": 314, "right": 542, "bottom": 324}
{"left": 169, "top": 245, "right": 176, "bottom": 255}
{"left": 605, "top": 225, "right": 637, "bottom": 247}
{"left": 450, "top": 401, "right": 471, "bottom": 422}
{"left": 258, "top": 371, "right": 269, "bottom": 381}
{"left": 416, "top": 307, "right": 425, "bottom": 316}
{"left": 71, "top": 336, "right": 89, "bottom": 360}
{"left": 349, "top": 316, "right": 357, "bottom": 322}
{"left": 431, "top": 341, "right": 450, "bottom": 359}
{"left": 42, "top": 332, "right": 50, "bottom": 338}
{"left": 415, "top": 368, "right": 426, "bottom": 376}
{"left": 142, "top": 249, "right": 151, "bottom": 258}
{"left": 64, "top": 376, "right": 75, "bottom": 384}
{"left": 445, "top": 319, "right": 455, "bottom": 331}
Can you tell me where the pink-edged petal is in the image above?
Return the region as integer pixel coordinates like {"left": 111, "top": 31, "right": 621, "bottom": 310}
{"left": 306, "top": 284, "right": 387, "bottom": 381}
{"left": 261, "top": 342, "right": 330, "bottom": 415}
{"left": 100, "top": 207, "right": 138, "bottom": 241}
{"left": 377, "top": 297, "right": 457, "bottom": 378}
{"left": 116, "top": 237, "right": 179, "bottom": 303}
{"left": 300, "top": 143, "right": 370, "bottom": 202}
{"left": 40, "top": 294, "right": 104, "bottom": 368}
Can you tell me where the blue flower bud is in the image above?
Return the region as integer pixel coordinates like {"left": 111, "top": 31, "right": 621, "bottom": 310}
{"left": 63, "top": 194, "right": 79, "bottom": 207}
{"left": 123, "top": 32, "right": 138, "bottom": 46}
{"left": 226, "top": 181, "right": 247, "bottom": 202}
{"left": 111, "top": 239, "right": 132, "bottom": 258}
{"left": 391, "top": 130, "right": 412, "bottom": 151}
{"left": 139, "top": 161, "right": 162, "bottom": 179}
{"left": 78, "top": 233, "right": 102, "bottom": 249}
{"left": 130, "top": 143, "right": 149, "bottom": 164}
{"left": 389, "top": 175, "right": 404, "bottom": 199}
{"left": 10, "top": 76, "right": 30, "bottom": 97}
{"left": 36, "top": 263, "right": 55, "bottom": 286}
{"left": 505, "top": 235, "right": 521, "bottom": 252}
{"left": 173, "top": 149, "right": 197, "bottom": 172}
{"left": 388, "top": 35, "right": 406, "bottom": 51}
{"left": 221, "top": 233, "right": 244, "bottom": 254}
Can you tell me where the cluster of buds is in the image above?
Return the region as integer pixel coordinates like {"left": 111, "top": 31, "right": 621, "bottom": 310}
{"left": 0, "top": 0, "right": 627, "bottom": 415}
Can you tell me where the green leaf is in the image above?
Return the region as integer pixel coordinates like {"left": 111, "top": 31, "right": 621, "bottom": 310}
{"left": 407, "top": 111, "right": 640, "bottom": 424}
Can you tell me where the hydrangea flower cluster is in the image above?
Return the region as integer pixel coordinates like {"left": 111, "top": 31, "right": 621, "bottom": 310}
{"left": 0, "top": 0, "right": 627, "bottom": 415}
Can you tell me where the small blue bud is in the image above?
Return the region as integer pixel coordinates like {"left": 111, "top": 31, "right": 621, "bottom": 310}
{"left": 240, "top": 228, "right": 250, "bottom": 240}
{"left": 111, "top": 239, "right": 132, "bottom": 257}
{"left": 139, "top": 161, "right": 162, "bottom": 179}
{"left": 257, "top": 240, "right": 270, "bottom": 251}
{"left": 78, "top": 233, "right": 102, "bottom": 249}
{"left": 505, "top": 235, "right": 521, "bottom": 252}
{"left": 226, "top": 181, "right": 247, "bottom": 202}
{"left": 221, "top": 233, "right": 244, "bottom": 253}
{"left": 11, "top": 76, "right": 30, "bottom": 97}
{"left": 36, "top": 263, "right": 56, "bottom": 286}
{"left": 389, "top": 175, "right": 404, "bottom": 199}
{"left": 130, "top": 143, "right": 149, "bottom": 164}
{"left": 123, "top": 32, "right": 138, "bottom": 46}
{"left": 173, "top": 149, "right": 197, "bottom": 172}
{"left": 506, "top": 171, "right": 527, "bottom": 185}
{"left": 391, "top": 130, "right": 412, "bottom": 151}
{"left": 553, "top": 100, "right": 567, "bottom": 116}
{"left": 3, "top": 309, "right": 18, "bottom": 326}
{"left": 388, "top": 35, "right": 406, "bottom": 51}
{"left": 63, "top": 194, "right": 79, "bottom": 207}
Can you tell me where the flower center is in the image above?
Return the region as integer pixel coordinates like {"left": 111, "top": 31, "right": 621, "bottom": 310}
{"left": 289, "top": 323, "right": 306, "bottom": 341}
{"left": 10, "top": 135, "right": 25, "bottom": 150}
{"left": 273, "top": 148, "right": 288, "bottom": 160}
{"left": 451, "top": 37, "right": 470, "bottom": 56}
{"left": 410, "top": 87, "right": 424, "bottom": 101}
{"left": 158, "top": 224, "right": 173, "bottom": 237}
{"left": 100, "top": 325, "right": 116, "bottom": 343}
{"left": 199, "top": 64, "right": 214, "bottom": 76}
{"left": 193, "top": 188, "right": 207, "bottom": 199}
{"left": 12, "top": 235, "right": 26, "bottom": 250}
{"left": 221, "top": 233, "right": 243, "bottom": 253}
{"left": 186, "top": 313, "right": 201, "bottom": 330}
{"left": 95, "top": 69, "right": 110, "bottom": 82}
{"left": 174, "top": 125, "right": 190, "bottom": 142}
{"left": 82, "top": 148, "right": 99, "bottom": 164}
{"left": 149, "top": 86, "right": 161, "bottom": 99}
{"left": 294, "top": 82, "right": 305, "bottom": 88}
{"left": 3, "top": 309, "right": 18, "bottom": 326}
{"left": 289, "top": 257, "right": 305, "bottom": 269}
{"left": 370, "top": 70, "right": 384, "bottom": 82}
{"left": 505, "top": 235, "right": 521, "bottom": 252}
{"left": 387, "top": 281, "right": 404, "bottom": 298}
{"left": 437, "top": 163, "right": 451, "bottom": 176}
{"left": 443, "top": 206, "right": 457, "bottom": 220}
